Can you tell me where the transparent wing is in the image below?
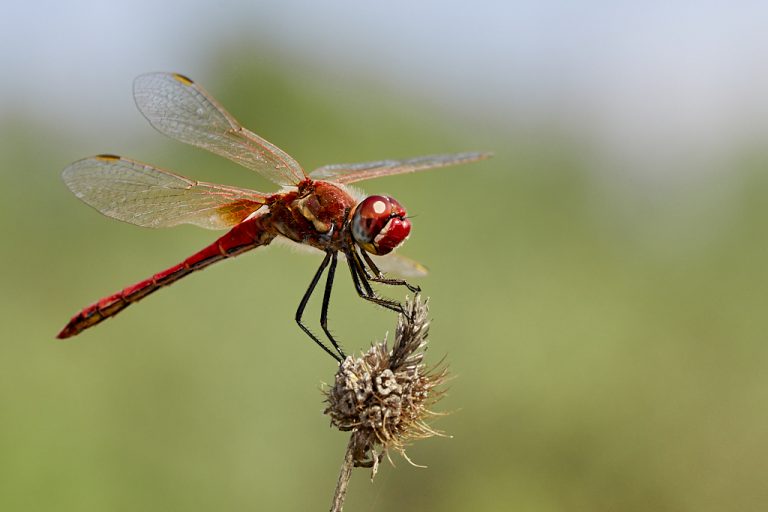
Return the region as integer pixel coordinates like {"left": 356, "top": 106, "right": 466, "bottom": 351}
{"left": 309, "top": 151, "right": 491, "bottom": 185}
{"left": 62, "top": 155, "right": 268, "bottom": 229}
{"left": 133, "top": 72, "right": 306, "bottom": 186}
{"left": 369, "top": 253, "right": 428, "bottom": 278}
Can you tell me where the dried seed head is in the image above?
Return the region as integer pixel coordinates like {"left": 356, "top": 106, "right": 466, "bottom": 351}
{"left": 324, "top": 295, "right": 448, "bottom": 476}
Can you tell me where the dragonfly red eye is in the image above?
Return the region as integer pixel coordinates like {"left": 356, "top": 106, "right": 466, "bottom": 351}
{"left": 351, "top": 195, "right": 411, "bottom": 255}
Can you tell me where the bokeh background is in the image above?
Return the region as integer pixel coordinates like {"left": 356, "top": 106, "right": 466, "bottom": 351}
{"left": 2, "top": 2, "right": 768, "bottom": 511}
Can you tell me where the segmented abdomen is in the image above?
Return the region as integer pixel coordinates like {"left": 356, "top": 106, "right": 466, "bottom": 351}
{"left": 57, "top": 216, "right": 275, "bottom": 339}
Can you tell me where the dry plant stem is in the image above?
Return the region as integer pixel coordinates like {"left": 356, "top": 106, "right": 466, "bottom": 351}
{"left": 330, "top": 436, "right": 356, "bottom": 512}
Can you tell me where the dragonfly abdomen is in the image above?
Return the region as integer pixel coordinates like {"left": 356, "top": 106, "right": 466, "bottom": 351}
{"left": 57, "top": 216, "right": 275, "bottom": 339}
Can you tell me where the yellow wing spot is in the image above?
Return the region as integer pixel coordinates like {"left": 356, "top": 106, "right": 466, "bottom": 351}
{"left": 95, "top": 154, "right": 121, "bottom": 161}
{"left": 172, "top": 73, "right": 194, "bottom": 86}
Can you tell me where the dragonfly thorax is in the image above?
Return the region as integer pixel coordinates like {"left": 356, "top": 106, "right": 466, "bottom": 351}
{"left": 350, "top": 195, "right": 411, "bottom": 255}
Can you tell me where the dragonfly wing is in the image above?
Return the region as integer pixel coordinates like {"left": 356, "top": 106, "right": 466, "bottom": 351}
{"left": 309, "top": 151, "right": 491, "bottom": 185}
{"left": 370, "top": 253, "right": 428, "bottom": 278}
{"left": 337, "top": 251, "right": 428, "bottom": 277}
{"left": 133, "top": 72, "right": 306, "bottom": 186}
{"left": 62, "top": 155, "right": 268, "bottom": 229}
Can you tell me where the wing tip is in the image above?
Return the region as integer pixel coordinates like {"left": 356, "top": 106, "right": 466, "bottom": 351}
{"left": 171, "top": 73, "right": 194, "bottom": 86}
{"left": 95, "top": 154, "right": 121, "bottom": 162}
{"left": 465, "top": 151, "right": 493, "bottom": 162}
{"left": 412, "top": 265, "right": 429, "bottom": 277}
{"left": 133, "top": 71, "right": 195, "bottom": 90}
{"left": 62, "top": 154, "right": 123, "bottom": 183}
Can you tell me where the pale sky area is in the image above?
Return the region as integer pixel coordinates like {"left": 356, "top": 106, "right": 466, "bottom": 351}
{"left": 2, "top": 1, "right": 767, "bottom": 177}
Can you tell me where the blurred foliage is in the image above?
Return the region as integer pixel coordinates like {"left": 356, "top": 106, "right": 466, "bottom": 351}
{"left": 1, "top": 42, "right": 767, "bottom": 512}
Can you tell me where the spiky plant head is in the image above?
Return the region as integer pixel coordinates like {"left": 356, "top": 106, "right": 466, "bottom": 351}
{"left": 324, "top": 295, "right": 448, "bottom": 476}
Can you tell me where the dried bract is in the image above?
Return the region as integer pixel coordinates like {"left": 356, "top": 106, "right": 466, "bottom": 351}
{"left": 324, "top": 295, "right": 448, "bottom": 476}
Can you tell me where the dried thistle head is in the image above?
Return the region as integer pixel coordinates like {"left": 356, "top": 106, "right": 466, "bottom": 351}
{"left": 324, "top": 295, "right": 448, "bottom": 476}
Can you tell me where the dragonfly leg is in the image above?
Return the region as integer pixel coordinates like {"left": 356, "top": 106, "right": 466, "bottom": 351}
{"left": 319, "top": 251, "right": 346, "bottom": 360}
{"left": 349, "top": 248, "right": 376, "bottom": 296}
{"left": 296, "top": 251, "right": 341, "bottom": 363}
{"left": 360, "top": 251, "right": 421, "bottom": 293}
{"left": 346, "top": 248, "right": 404, "bottom": 314}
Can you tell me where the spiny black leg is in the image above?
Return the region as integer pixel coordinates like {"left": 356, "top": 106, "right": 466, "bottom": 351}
{"left": 369, "top": 275, "right": 420, "bottom": 293}
{"left": 347, "top": 248, "right": 366, "bottom": 296}
{"left": 320, "top": 251, "right": 345, "bottom": 359}
{"left": 349, "top": 248, "right": 376, "bottom": 297}
{"left": 346, "top": 249, "right": 403, "bottom": 313}
{"left": 351, "top": 248, "right": 404, "bottom": 312}
{"left": 296, "top": 252, "right": 341, "bottom": 363}
{"left": 360, "top": 251, "right": 421, "bottom": 293}
{"left": 346, "top": 248, "right": 381, "bottom": 303}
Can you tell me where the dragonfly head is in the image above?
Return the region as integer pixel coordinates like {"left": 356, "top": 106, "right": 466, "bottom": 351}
{"left": 350, "top": 195, "right": 411, "bottom": 255}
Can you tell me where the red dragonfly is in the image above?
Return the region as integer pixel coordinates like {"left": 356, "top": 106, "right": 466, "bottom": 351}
{"left": 57, "top": 72, "right": 489, "bottom": 361}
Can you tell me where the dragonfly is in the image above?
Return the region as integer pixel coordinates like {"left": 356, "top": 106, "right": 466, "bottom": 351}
{"left": 57, "top": 72, "right": 490, "bottom": 362}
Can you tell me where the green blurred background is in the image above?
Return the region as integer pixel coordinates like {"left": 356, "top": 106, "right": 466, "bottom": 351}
{"left": 2, "top": 3, "right": 768, "bottom": 511}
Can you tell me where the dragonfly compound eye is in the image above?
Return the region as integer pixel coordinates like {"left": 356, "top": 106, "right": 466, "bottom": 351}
{"left": 351, "top": 195, "right": 411, "bottom": 255}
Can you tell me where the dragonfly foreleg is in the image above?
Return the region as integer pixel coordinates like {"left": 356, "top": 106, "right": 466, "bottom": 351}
{"left": 296, "top": 251, "right": 342, "bottom": 363}
{"left": 346, "top": 248, "right": 404, "bottom": 314}
{"left": 360, "top": 251, "right": 421, "bottom": 293}
{"left": 349, "top": 247, "right": 376, "bottom": 297}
